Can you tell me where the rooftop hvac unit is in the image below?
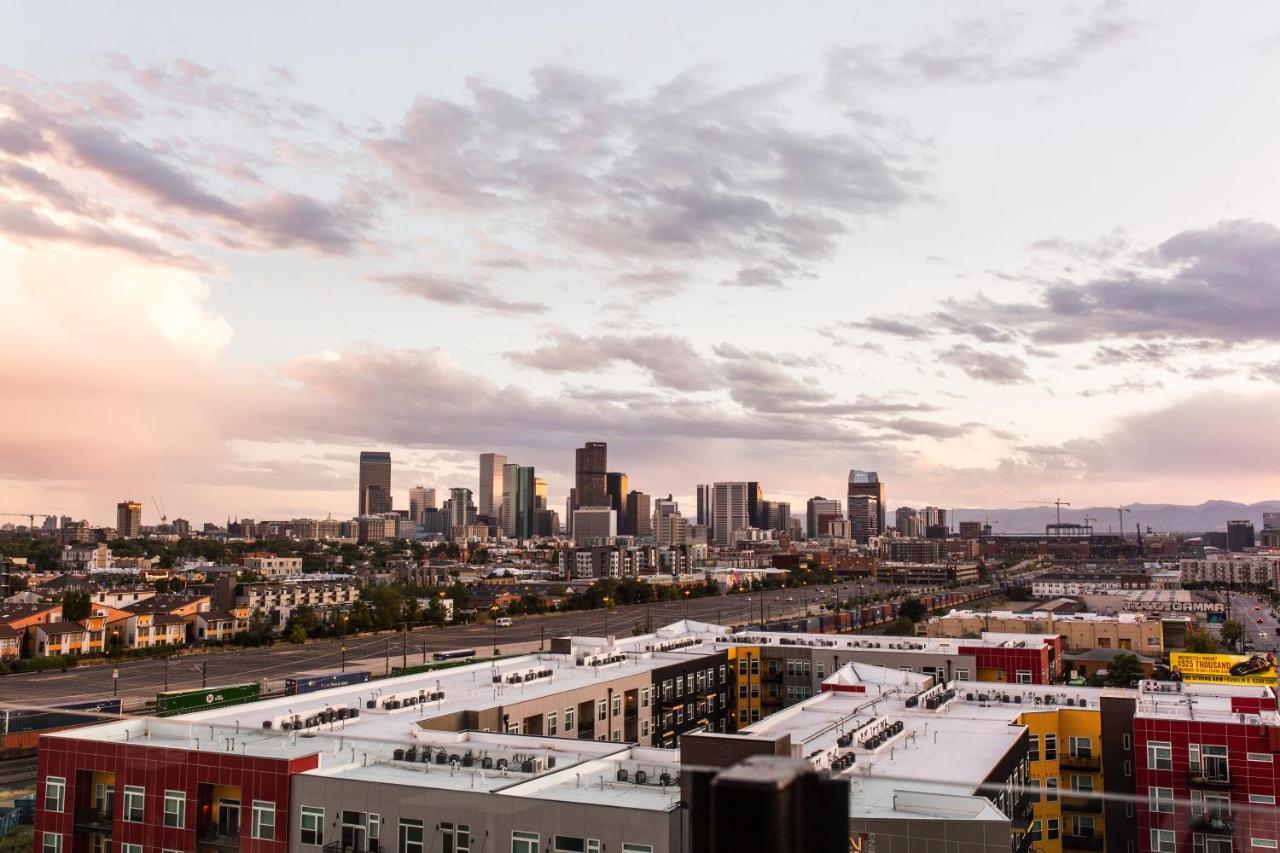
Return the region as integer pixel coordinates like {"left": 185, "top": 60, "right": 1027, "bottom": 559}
{"left": 436, "top": 751, "right": 447, "bottom": 765}
{"left": 635, "top": 770, "right": 648, "bottom": 784}
{"left": 448, "top": 753, "right": 462, "bottom": 764}
{"left": 481, "top": 756, "right": 493, "bottom": 769}
{"left": 496, "top": 758, "right": 509, "bottom": 771}
{"left": 405, "top": 747, "right": 418, "bottom": 761}
{"left": 462, "top": 753, "right": 475, "bottom": 767}
{"left": 420, "top": 750, "right": 430, "bottom": 763}
{"left": 393, "top": 749, "right": 405, "bottom": 761}
{"left": 262, "top": 720, "right": 273, "bottom": 729}
{"left": 660, "top": 772, "right": 673, "bottom": 786}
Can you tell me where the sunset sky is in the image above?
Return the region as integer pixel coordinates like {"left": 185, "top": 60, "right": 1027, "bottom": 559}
{"left": 3, "top": 2, "right": 1280, "bottom": 525}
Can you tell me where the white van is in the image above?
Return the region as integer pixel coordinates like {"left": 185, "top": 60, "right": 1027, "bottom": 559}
{"left": 495, "top": 617, "right": 513, "bottom": 627}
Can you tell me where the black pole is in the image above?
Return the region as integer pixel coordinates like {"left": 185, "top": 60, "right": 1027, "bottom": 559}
{"left": 164, "top": 656, "right": 169, "bottom": 692}
{"left": 540, "top": 625, "right": 545, "bottom": 651}
{"left": 341, "top": 643, "right": 346, "bottom": 673}
{"left": 201, "top": 662, "right": 207, "bottom": 688}
{"left": 112, "top": 667, "right": 118, "bottom": 697}
{"left": 385, "top": 637, "right": 390, "bottom": 676}
{"left": 402, "top": 623, "right": 408, "bottom": 672}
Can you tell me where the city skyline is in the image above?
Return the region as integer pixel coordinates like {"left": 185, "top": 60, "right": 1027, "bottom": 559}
{"left": 5, "top": 3, "right": 1280, "bottom": 524}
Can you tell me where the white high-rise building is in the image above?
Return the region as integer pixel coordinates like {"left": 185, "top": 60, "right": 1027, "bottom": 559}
{"left": 478, "top": 453, "right": 507, "bottom": 519}
{"left": 712, "top": 482, "right": 749, "bottom": 546}
{"left": 572, "top": 507, "right": 617, "bottom": 545}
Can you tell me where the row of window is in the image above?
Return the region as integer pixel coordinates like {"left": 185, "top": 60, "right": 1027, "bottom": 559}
{"left": 42, "top": 779, "right": 275, "bottom": 840}
{"left": 659, "top": 666, "right": 724, "bottom": 702}
{"left": 1147, "top": 742, "right": 1234, "bottom": 781}
{"left": 1152, "top": 829, "right": 1278, "bottom": 852}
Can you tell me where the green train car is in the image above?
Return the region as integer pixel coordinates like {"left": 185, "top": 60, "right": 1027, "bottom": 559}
{"left": 155, "top": 682, "right": 261, "bottom": 717}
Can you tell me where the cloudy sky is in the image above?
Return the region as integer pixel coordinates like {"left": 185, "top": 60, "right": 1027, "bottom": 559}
{"left": 3, "top": 2, "right": 1280, "bottom": 526}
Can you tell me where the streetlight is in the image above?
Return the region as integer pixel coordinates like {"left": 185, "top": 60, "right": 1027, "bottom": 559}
{"left": 602, "top": 597, "right": 611, "bottom": 637}
{"left": 684, "top": 589, "right": 691, "bottom": 620}
{"left": 340, "top": 615, "right": 349, "bottom": 672}
{"left": 112, "top": 666, "right": 119, "bottom": 697}
{"left": 490, "top": 606, "right": 500, "bottom": 656}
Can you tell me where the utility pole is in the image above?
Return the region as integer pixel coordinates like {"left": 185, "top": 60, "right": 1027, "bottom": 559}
{"left": 402, "top": 623, "right": 408, "bottom": 672}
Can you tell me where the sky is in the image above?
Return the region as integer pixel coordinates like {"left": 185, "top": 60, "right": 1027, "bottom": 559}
{"left": 3, "top": 1, "right": 1280, "bottom": 526}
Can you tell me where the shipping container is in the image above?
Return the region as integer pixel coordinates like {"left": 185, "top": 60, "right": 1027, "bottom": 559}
{"left": 2, "top": 697, "right": 122, "bottom": 736}
{"left": 155, "top": 682, "right": 260, "bottom": 717}
{"left": 284, "top": 670, "right": 371, "bottom": 696}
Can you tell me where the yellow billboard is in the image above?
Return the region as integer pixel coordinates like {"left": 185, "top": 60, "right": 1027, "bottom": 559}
{"left": 1170, "top": 652, "right": 1278, "bottom": 686}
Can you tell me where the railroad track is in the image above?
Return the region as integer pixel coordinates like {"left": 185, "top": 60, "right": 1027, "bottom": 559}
{"left": 0, "top": 755, "right": 36, "bottom": 795}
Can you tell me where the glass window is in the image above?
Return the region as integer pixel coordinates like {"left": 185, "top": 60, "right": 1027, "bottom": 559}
{"left": 1046, "top": 778, "right": 1059, "bottom": 802}
{"left": 1070, "top": 736, "right": 1092, "bottom": 758}
{"left": 301, "top": 806, "right": 324, "bottom": 846}
{"left": 251, "top": 800, "right": 275, "bottom": 840}
{"left": 1016, "top": 671, "right": 1032, "bottom": 684}
{"left": 1251, "top": 795, "right": 1276, "bottom": 805}
{"left": 612, "top": 696, "right": 622, "bottom": 717}
{"left": 1047, "top": 819, "right": 1060, "bottom": 841}
{"left": 120, "top": 846, "right": 141, "bottom": 853}
{"left": 1248, "top": 753, "right": 1274, "bottom": 763}
{"left": 547, "top": 711, "right": 558, "bottom": 736}
{"left": 622, "top": 845, "right": 653, "bottom": 853}
{"left": 1253, "top": 841, "right": 1278, "bottom": 849}
{"left": 641, "top": 719, "right": 650, "bottom": 738}
{"left": 598, "top": 700, "right": 607, "bottom": 721}
{"left": 1044, "top": 734, "right": 1057, "bottom": 760}
{"left": 1150, "top": 787, "right": 1174, "bottom": 813}
{"left": 513, "top": 830, "right": 540, "bottom": 853}
{"left": 553, "top": 837, "right": 585, "bottom": 853}
{"left": 1203, "top": 745, "right": 1229, "bottom": 782}
{"left": 1152, "top": 829, "right": 1177, "bottom": 853}
{"left": 1028, "top": 735, "right": 1040, "bottom": 762}
{"left": 676, "top": 676, "right": 684, "bottom": 695}
{"left": 43, "top": 777, "right": 65, "bottom": 813}
{"left": 641, "top": 688, "right": 650, "bottom": 708}
{"left": 42, "top": 833, "right": 63, "bottom": 853}
{"left": 123, "top": 786, "right": 145, "bottom": 822}
{"left": 370, "top": 813, "right": 381, "bottom": 840}
{"left": 1073, "top": 775, "right": 1094, "bottom": 793}
{"left": 565, "top": 708, "right": 575, "bottom": 729}
{"left": 955, "top": 669, "right": 970, "bottom": 680}
{"left": 399, "top": 818, "right": 424, "bottom": 853}
{"left": 1148, "top": 741, "right": 1172, "bottom": 770}
{"left": 441, "top": 821, "right": 471, "bottom": 853}
{"left": 163, "top": 790, "right": 186, "bottom": 828}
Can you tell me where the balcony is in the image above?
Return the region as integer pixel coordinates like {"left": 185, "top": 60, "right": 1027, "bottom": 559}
{"left": 1061, "top": 796, "right": 1103, "bottom": 814}
{"left": 1009, "top": 801, "right": 1034, "bottom": 830}
{"left": 1061, "top": 753, "right": 1101, "bottom": 772}
{"left": 1191, "top": 814, "right": 1234, "bottom": 834}
{"left": 1063, "top": 833, "right": 1105, "bottom": 851}
{"left": 73, "top": 808, "right": 113, "bottom": 833}
{"left": 197, "top": 824, "right": 241, "bottom": 849}
{"left": 1188, "top": 771, "right": 1232, "bottom": 789}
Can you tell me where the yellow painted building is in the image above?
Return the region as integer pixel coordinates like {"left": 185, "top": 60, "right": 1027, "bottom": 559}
{"left": 1019, "top": 707, "right": 1105, "bottom": 853}
{"left": 727, "top": 645, "right": 762, "bottom": 729}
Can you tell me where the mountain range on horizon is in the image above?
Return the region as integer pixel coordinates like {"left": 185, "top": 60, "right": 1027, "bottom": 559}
{"left": 949, "top": 500, "right": 1280, "bottom": 536}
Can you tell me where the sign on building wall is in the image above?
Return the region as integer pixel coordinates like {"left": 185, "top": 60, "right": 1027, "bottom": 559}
{"left": 1170, "top": 652, "right": 1278, "bottom": 686}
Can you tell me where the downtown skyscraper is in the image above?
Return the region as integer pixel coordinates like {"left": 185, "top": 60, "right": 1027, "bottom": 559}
{"left": 847, "top": 469, "right": 884, "bottom": 536}
{"left": 478, "top": 452, "right": 507, "bottom": 520}
{"left": 358, "top": 451, "right": 392, "bottom": 516}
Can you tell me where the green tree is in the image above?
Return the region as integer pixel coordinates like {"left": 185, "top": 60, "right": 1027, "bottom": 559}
{"left": 1184, "top": 626, "right": 1221, "bottom": 654}
{"left": 469, "top": 548, "right": 491, "bottom": 565}
{"left": 347, "top": 600, "right": 374, "bottom": 632}
{"left": 1104, "top": 652, "right": 1144, "bottom": 687}
{"left": 61, "top": 591, "right": 91, "bottom": 621}
{"left": 366, "top": 584, "right": 406, "bottom": 629}
{"left": 287, "top": 622, "right": 309, "bottom": 644}
{"left": 898, "top": 598, "right": 927, "bottom": 623}
{"left": 883, "top": 616, "right": 917, "bottom": 636}
{"left": 1220, "top": 619, "right": 1246, "bottom": 652}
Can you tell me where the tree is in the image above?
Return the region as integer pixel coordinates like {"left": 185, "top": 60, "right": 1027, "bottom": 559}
{"left": 884, "top": 617, "right": 917, "bottom": 636}
{"left": 898, "top": 598, "right": 927, "bottom": 623}
{"left": 1105, "top": 652, "right": 1144, "bottom": 687}
{"left": 287, "top": 622, "right": 309, "bottom": 644}
{"left": 1184, "top": 626, "right": 1221, "bottom": 654}
{"left": 1220, "top": 619, "right": 1246, "bottom": 652}
{"left": 61, "top": 591, "right": 91, "bottom": 621}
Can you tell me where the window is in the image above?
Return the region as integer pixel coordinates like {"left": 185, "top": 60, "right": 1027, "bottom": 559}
{"left": 816, "top": 662, "right": 826, "bottom": 678}
{"left": 1123, "top": 733, "right": 1132, "bottom": 750}
{"left": 738, "top": 659, "right": 748, "bottom": 675}
{"left": 123, "top": 785, "right": 145, "bottom": 822}
{"left": 641, "top": 687, "right": 650, "bottom": 708}
{"left": 1070, "top": 736, "right": 1093, "bottom": 758}
{"left": 623, "top": 845, "right": 654, "bottom": 853}
{"left": 1044, "top": 734, "right": 1057, "bottom": 760}
{"left": 1151, "top": 829, "right": 1177, "bottom": 853}
{"left": 750, "top": 658, "right": 759, "bottom": 674}
{"left": 43, "top": 777, "right": 65, "bottom": 813}
{"left": 370, "top": 813, "right": 381, "bottom": 840}
{"left": 399, "top": 818, "right": 424, "bottom": 853}
{"left": 441, "top": 822, "right": 471, "bottom": 853}
{"left": 641, "top": 719, "right": 650, "bottom": 738}
{"left": 1251, "top": 795, "right": 1277, "bottom": 805}
{"left": 955, "top": 669, "right": 970, "bottom": 680}
{"left": 548, "top": 711, "right": 558, "bottom": 736}
{"left": 1027, "top": 821, "right": 1042, "bottom": 843}
{"left": 1072, "top": 816, "right": 1095, "bottom": 837}
{"left": 1202, "top": 745, "right": 1229, "bottom": 782}
{"left": 719, "top": 665, "right": 726, "bottom": 682}
{"left": 1125, "top": 760, "right": 1133, "bottom": 777}
{"left": 553, "top": 837, "right": 586, "bottom": 852}
{"left": 1148, "top": 741, "right": 1172, "bottom": 770}
{"left": 42, "top": 833, "right": 62, "bottom": 853}
{"left": 1046, "top": 778, "right": 1058, "bottom": 802}
{"left": 251, "top": 800, "right": 275, "bottom": 840}
{"left": 1016, "top": 671, "right": 1032, "bottom": 684}
{"left": 1150, "top": 787, "right": 1174, "bottom": 813}
{"left": 565, "top": 708, "right": 575, "bottom": 730}
{"left": 1253, "top": 841, "right": 1278, "bottom": 849}
{"left": 1073, "top": 775, "right": 1094, "bottom": 793}
{"left": 598, "top": 699, "right": 607, "bottom": 721}
{"left": 513, "top": 830, "right": 540, "bottom": 853}
{"left": 612, "top": 696, "right": 622, "bottom": 717}
{"left": 120, "top": 846, "right": 141, "bottom": 853}
{"left": 1028, "top": 735, "right": 1040, "bottom": 762}
{"left": 1047, "top": 819, "right": 1060, "bottom": 841}
{"left": 300, "top": 806, "right": 324, "bottom": 846}
{"left": 1248, "top": 753, "right": 1274, "bottom": 763}
{"left": 163, "top": 790, "right": 186, "bottom": 828}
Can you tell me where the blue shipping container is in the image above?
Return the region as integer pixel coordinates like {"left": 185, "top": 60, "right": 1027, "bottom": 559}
{"left": 285, "top": 670, "right": 371, "bottom": 695}
{"left": 2, "top": 697, "right": 122, "bottom": 735}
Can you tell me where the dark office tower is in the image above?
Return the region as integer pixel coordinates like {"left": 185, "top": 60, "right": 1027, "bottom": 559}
{"left": 696, "top": 484, "right": 713, "bottom": 527}
{"left": 478, "top": 453, "right": 507, "bottom": 519}
{"left": 746, "top": 482, "right": 764, "bottom": 528}
{"left": 627, "top": 490, "right": 653, "bottom": 538}
{"left": 358, "top": 451, "right": 392, "bottom": 516}
{"left": 1227, "top": 520, "right": 1256, "bottom": 552}
{"left": 607, "top": 472, "right": 630, "bottom": 534}
{"left": 847, "top": 469, "right": 884, "bottom": 535}
{"left": 805, "top": 497, "right": 840, "bottom": 538}
{"left": 115, "top": 501, "right": 142, "bottom": 537}
{"left": 512, "top": 466, "right": 537, "bottom": 539}
{"left": 574, "top": 442, "right": 608, "bottom": 510}
{"left": 847, "top": 496, "right": 880, "bottom": 544}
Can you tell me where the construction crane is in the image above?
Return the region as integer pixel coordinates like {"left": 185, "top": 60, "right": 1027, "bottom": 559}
{"left": 1108, "top": 506, "right": 1131, "bottom": 538}
{"left": 151, "top": 494, "right": 168, "bottom": 524}
{"left": 1020, "top": 498, "right": 1072, "bottom": 526}
{"left": 1082, "top": 515, "right": 1099, "bottom": 533}
{"left": 0, "top": 512, "right": 54, "bottom": 529}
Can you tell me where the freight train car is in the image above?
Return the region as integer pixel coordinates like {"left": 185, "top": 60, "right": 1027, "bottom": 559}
{"left": 155, "top": 682, "right": 260, "bottom": 717}
{"left": 0, "top": 698, "right": 122, "bottom": 749}
{"left": 284, "top": 670, "right": 371, "bottom": 696}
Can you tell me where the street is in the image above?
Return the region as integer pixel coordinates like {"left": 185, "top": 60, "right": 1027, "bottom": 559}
{"left": 1226, "top": 591, "right": 1280, "bottom": 652}
{"left": 0, "top": 581, "right": 910, "bottom": 706}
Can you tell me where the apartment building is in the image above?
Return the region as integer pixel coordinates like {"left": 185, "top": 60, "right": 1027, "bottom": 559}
{"left": 926, "top": 609, "right": 1181, "bottom": 655}
{"left": 241, "top": 554, "right": 304, "bottom": 577}
{"left": 1179, "top": 554, "right": 1280, "bottom": 586}
{"left": 212, "top": 576, "right": 360, "bottom": 627}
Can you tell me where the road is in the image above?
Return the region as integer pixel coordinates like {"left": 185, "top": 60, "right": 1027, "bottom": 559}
{"left": 1226, "top": 591, "right": 1280, "bottom": 652}
{"left": 1, "top": 582, "right": 921, "bottom": 706}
